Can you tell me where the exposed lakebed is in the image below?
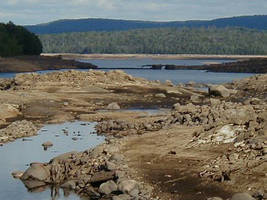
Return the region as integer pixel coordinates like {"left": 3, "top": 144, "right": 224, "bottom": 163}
{"left": 0, "top": 121, "right": 104, "bottom": 200}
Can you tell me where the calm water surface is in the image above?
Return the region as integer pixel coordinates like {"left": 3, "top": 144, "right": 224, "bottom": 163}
{"left": 0, "top": 121, "right": 104, "bottom": 200}
{"left": 82, "top": 58, "right": 255, "bottom": 85}
{"left": 0, "top": 59, "right": 255, "bottom": 84}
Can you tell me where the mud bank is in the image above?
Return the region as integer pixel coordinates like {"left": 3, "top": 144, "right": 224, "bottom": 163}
{"left": 0, "top": 55, "right": 97, "bottom": 73}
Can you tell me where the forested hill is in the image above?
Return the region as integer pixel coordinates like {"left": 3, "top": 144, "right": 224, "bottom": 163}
{"left": 40, "top": 27, "right": 267, "bottom": 55}
{"left": 0, "top": 22, "right": 42, "bottom": 57}
{"left": 26, "top": 15, "right": 267, "bottom": 34}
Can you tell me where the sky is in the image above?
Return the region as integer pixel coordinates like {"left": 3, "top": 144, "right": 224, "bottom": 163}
{"left": 0, "top": 0, "right": 266, "bottom": 25}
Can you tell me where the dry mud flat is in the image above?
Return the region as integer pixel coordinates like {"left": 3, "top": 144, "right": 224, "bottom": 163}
{"left": 0, "top": 70, "right": 266, "bottom": 200}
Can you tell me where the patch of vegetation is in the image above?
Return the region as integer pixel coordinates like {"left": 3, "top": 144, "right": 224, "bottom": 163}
{"left": 40, "top": 27, "right": 267, "bottom": 55}
{"left": 0, "top": 22, "right": 42, "bottom": 57}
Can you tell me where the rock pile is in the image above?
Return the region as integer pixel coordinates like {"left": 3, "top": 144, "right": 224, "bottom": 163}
{"left": 19, "top": 141, "right": 152, "bottom": 200}
{"left": 163, "top": 100, "right": 266, "bottom": 187}
{"left": 96, "top": 119, "right": 164, "bottom": 136}
{"left": 12, "top": 70, "right": 150, "bottom": 90}
{"left": 0, "top": 120, "right": 37, "bottom": 143}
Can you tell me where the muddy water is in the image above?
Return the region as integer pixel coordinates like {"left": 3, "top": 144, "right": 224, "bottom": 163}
{"left": 0, "top": 121, "right": 104, "bottom": 200}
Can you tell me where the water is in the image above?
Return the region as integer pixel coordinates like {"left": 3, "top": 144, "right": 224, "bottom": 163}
{"left": 0, "top": 121, "right": 104, "bottom": 200}
{"left": 80, "top": 58, "right": 235, "bottom": 69}
{"left": 81, "top": 58, "right": 255, "bottom": 85}
{"left": 0, "top": 59, "right": 255, "bottom": 85}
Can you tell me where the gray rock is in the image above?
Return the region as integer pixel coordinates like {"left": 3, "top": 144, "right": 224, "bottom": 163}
{"left": 112, "top": 194, "right": 132, "bottom": 200}
{"left": 118, "top": 180, "right": 139, "bottom": 197}
{"left": 209, "top": 85, "right": 230, "bottom": 98}
{"left": 107, "top": 102, "right": 120, "bottom": 110}
{"left": 99, "top": 180, "right": 118, "bottom": 195}
{"left": 21, "top": 163, "right": 50, "bottom": 182}
{"left": 231, "top": 193, "right": 256, "bottom": 200}
{"left": 60, "top": 180, "right": 76, "bottom": 190}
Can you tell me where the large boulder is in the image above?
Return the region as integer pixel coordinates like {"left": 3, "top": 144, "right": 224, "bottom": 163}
{"left": 21, "top": 163, "right": 51, "bottom": 183}
{"left": 209, "top": 85, "right": 230, "bottom": 98}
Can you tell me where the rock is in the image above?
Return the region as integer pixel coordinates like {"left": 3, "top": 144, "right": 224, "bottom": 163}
{"left": 11, "top": 171, "right": 24, "bottom": 179}
{"left": 118, "top": 180, "right": 139, "bottom": 197}
{"left": 155, "top": 93, "right": 166, "bottom": 98}
{"left": 106, "top": 161, "right": 117, "bottom": 171}
{"left": 112, "top": 194, "right": 132, "bottom": 200}
{"left": 110, "top": 153, "right": 124, "bottom": 162}
{"left": 213, "top": 125, "right": 240, "bottom": 143}
{"left": 89, "top": 171, "right": 115, "bottom": 183}
{"left": 190, "top": 95, "right": 201, "bottom": 103}
{"left": 165, "top": 80, "right": 174, "bottom": 87}
{"left": 0, "top": 120, "right": 37, "bottom": 141}
{"left": 60, "top": 180, "right": 76, "bottom": 190}
{"left": 231, "top": 193, "right": 256, "bottom": 200}
{"left": 173, "top": 103, "right": 181, "bottom": 110}
{"left": 0, "top": 104, "right": 21, "bottom": 120}
{"left": 99, "top": 180, "right": 118, "bottom": 195}
{"left": 42, "top": 141, "right": 53, "bottom": 147}
{"left": 21, "top": 163, "right": 51, "bottom": 182}
{"left": 209, "top": 85, "right": 230, "bottom": 97}
{"left": 107, "top": 102, "right": 121, "bottom": 110}
{"left": 207, "top": 197, "right": 223, "bottom": 200}
{"left": 22, "top": 179, "right": 47, "bottom": 190}
{"left": 225, "top": 107, "right": 256, "bottom": 125}
{"left": 50, "top": 151, "right": 78, "bottom": 163}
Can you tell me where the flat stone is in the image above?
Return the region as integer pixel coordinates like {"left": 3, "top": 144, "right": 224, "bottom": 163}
{"left": 231, "top": 193, "right": 256, "bottom": 200}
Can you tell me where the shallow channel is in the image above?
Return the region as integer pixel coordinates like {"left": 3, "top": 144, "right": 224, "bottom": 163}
{"left": 0, "top": 121, "right": 105, "bottom": 200}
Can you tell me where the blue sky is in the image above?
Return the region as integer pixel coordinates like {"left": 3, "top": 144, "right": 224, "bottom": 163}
{"left": 0, "top": 0, "right": 266, "bottom": 25}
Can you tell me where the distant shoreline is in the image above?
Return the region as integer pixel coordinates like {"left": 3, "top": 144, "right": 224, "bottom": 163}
{"left": 42, "top": 53, "right": 267, "bottom": 60}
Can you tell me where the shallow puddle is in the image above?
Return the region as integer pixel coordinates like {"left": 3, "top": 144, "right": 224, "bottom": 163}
{"left": 0, "top": 121, "right": 104, "bottom": 200}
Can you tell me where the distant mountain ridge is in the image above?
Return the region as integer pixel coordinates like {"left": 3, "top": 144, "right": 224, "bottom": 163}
{"left": 25, "top": 15, "right": 267, "bottom": 34}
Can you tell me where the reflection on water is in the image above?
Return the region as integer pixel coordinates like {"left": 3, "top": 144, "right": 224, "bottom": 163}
{"left": 0, "top": 121, "right": 104, "bottom": 200}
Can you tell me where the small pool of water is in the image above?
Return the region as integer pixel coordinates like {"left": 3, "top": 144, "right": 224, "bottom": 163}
{"left": 0, "top": 121, "right": 104, "bottom": 200}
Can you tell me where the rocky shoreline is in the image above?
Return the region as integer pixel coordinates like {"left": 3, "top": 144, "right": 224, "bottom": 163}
{"left": 0, "top": 55, "right": 97, "bottom": 73}
{"left": 0, "top": 70, "right": 266, "bottom": 200}
{"left": 146, "top": 58, "right": 267, "bottom": 73}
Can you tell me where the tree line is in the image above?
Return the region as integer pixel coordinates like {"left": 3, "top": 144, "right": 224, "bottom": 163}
{"left": 0, "top": 22, "right": 42, "bottom": 57}
{"left": 39, "top": 27, "right": 267, "bottom": 55}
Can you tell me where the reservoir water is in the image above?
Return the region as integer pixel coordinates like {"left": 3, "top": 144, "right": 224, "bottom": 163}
{"left": 0, "top": 121, "right": 104, "bottom": 200}
{"left": 0, "top": 59, "right": 255, "bottom": 84}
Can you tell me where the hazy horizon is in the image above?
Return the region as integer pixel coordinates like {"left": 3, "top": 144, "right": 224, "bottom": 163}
{"left": 1, "top": 0, "right": 266, "bottom": 25}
